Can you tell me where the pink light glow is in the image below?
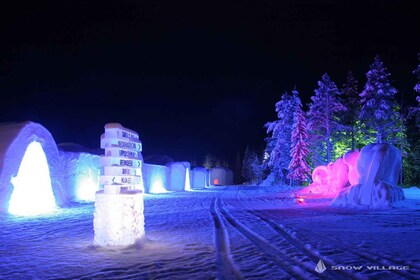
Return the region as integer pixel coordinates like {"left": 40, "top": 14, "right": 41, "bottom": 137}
{"left": 298, "top": 150, "right": 361, "bottom": 198}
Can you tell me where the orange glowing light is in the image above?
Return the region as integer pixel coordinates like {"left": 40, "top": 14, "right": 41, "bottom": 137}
{"left": 214, "top": 179, "right": 219, "bottom": 185}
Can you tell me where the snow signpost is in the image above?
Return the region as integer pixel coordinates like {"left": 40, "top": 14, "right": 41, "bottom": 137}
{"left": 94, "top": 123, "right": 145, "bottom": 246}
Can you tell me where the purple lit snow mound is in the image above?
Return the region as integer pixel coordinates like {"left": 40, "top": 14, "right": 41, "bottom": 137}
{"left": 0, "top": 121, "right": 68, "bottom": 213}
{"left": 332, "top": 143, "right": 405, "bottom": 209}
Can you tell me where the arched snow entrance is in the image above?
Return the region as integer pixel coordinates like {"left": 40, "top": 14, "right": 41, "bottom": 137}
{"left": 0, "top": 122, "right": 67, "bottom": 215}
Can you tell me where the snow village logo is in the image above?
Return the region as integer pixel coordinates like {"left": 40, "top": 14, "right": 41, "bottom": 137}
{"left": 315, "top": 259, "right": 327, "bottom": 273}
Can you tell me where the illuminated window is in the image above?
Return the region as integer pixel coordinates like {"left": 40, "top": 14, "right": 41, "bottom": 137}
{"left": 214, "top": 179, "right": 219, "bottom": 185}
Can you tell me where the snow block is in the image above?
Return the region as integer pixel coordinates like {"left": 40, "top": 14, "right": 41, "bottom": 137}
{"left": 210, "top": 167, "right": 234, "bottom": 186}
{"left": 166, "top": 162, "right": 191, "bottom": 191}
{"left": 143, "top": 163, "right": 169, "bottom": 193}
{"left": 93, "top": 190, "right": 144, "bottom": 246}
{"left": 191, "top": 167, "right": 208, "bottom": 189}
{"left": 0, "top": 121, "right": 67, "bottom": 213}
{"left": 332, "top": 143, "right": 405, "bottom": 208}
{"left": 60, "top": 151, "right": 100, "bottom": 202}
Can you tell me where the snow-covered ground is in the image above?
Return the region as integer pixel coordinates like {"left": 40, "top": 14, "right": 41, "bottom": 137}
{"left": 0, "top": 186, "right": 419, "bottom": 280}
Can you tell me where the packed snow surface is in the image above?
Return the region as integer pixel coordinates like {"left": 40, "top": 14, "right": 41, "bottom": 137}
{"left": 0, "top": 186, "right": 419, "bottom": 279}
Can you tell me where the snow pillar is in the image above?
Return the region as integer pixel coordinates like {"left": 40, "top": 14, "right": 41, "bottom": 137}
{"left": 94, "top": 123, "right": 145, "bottom": 246}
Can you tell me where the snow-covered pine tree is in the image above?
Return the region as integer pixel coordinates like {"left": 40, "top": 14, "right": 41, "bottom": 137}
{"left": 359, "top": 55, "right": 403, "bottom": 143}
{"left": 242, "top": 146, "right": 256, "bottom": 183}
{"left": 288, "top": 95, "right": 311, "bottom": 186}
{"left": 264, "top": 90, "right": 300, "bottom": 183}
{"left": 411, "top": 53, "right": 420, "bottom": 128}
{"left": 307, "top": 73, "right": 346, "bottom": 165}
{"left": 414, "top": 53, "right": 420, "bottom": 94}
{"left": 340, "top": 71, "right": 360, "bottom": 151}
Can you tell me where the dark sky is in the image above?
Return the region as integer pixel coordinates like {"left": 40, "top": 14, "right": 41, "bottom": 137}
{"left": 0, "top": 1, "right": 419, "bottom": 166}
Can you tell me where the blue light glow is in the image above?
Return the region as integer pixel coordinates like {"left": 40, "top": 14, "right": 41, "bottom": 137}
{"left": 185, "top": 168, "right": 191, "bottom": 191}
{"left": 149, "top": 174, "right": 167, "bottom": 194}
{"left": 8, "top": 142, "right": 57, "bottom": 216}
{"left": 75, "top": 169, "right": 99, "bottom": 202}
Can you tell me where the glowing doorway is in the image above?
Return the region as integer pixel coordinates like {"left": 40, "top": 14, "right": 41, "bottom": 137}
{"left": 8, "top": 142, "right": 57, "bottom": 216}
{"left": 185, "top": 168, "right": 191, "bottom": 191}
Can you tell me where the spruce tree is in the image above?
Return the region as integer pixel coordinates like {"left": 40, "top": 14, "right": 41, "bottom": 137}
{"left": 340, "top": 71, "right": 360, "bottom": 150}
{"left": 288, "top": 96, "right": 311, "bottom": 185}
{"left": 242, "top": 146, "right": 257, "bottom": 183}
{"left": 359, "top": 55, "right": 402, "bottom": 143}
{"left": 307, "top": 73, "right": 346, "bottom": 165}
{"left": 411, "top": 53, "right": 420, "bottom": 128}
{"left": 265, "top": 90, "right": 299, "bottom": 183}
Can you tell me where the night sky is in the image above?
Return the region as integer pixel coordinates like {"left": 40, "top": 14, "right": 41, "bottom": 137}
{"left": 1, "top": 1, "right": 419, "bottom": 166}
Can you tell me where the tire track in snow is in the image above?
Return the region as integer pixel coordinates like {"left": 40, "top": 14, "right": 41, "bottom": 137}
{"left": 295, "top": 226, "right": 420, "bottom": 279}
{"left": 210, "top": 195, "right": 243, "bottom": 280}
{"left": 232, "top": 187, "right": 363, "bottom": 279}
{"left": 217, "top": 197, "right": 318, "bottom": 280}
{"left": 249, "top": 211, "right": 364, "bottom": 280}
{"left": 237, "top": 186, "right": 418, "bottom": 279}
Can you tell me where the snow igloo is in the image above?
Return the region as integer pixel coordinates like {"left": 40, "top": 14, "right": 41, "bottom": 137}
{"left": 191, "top": 167, "right": 208, "bottom": 189}
{"left": 0, "top": 121, "right": 68, "bottom": 215}
{"left": 210, "top": 167, "right": 234, "bottom": 186}
{"left": 166, "top": 162, "right": 191, "bottom": 191}
{"left": 143, "top": 163, "right": 170, "bottom": 193}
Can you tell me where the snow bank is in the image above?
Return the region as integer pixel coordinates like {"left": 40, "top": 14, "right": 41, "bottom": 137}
{"left": 332, "top": 143, "right": 405, "bottom": 209}
{"left": 166, "top": 162, "right": 191, "bottom": 191}
{"left": 0, "top": 121, "right": 68, "bottom": 213}
{"left": 210, "top": 167, "right": 234, "bottom": 186}
{"left": 60, "top": 151, "right": 100, "bottom": 202}
{"left": 143, "top": 163, "right": 169, "bottom": 193}
{"left": 403, "top": 187, "right": 420, "bottom": 199}
{"left": 191, "top": 167, "right": 208, "bottom": 189}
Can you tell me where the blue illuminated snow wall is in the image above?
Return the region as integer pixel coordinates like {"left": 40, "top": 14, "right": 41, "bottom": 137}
{"left": 191, "top": 167, "right": 208, "bottom": 189}
{"left": 60, "top": 151, "right": 100, "bottom": 202}
{"left": 166, "top": 162, "right": 192, "bottom": 191}
{"left": 0, "top": 121, "right": 68, "bottom": 215}
{"left": 142, "top": 163, "right": 169, "bottom": 193}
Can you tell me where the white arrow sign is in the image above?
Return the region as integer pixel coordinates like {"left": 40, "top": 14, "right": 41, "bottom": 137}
{"left": 100, "top": 157, "right": 142, "bottom": 168}
{"left": 104, "top": 166, "right": 141, "bottom": 176}
{"left": 100, "top": 137, "right": 142, "bottom": 151}
{"left": 104, "top": 148, "right": 141, "bottom": 159}
{"left": 100, "top": 175, "right": 142, "bottom": 185}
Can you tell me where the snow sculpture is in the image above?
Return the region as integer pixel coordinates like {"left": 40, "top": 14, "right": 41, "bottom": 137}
{"left": 191, "top": 167, "right": 208, "bottom": 189}
{"left": 94, "top": 123, "right": 145, "bottom": 246}
{"left": 342, "top": 149, "right": 360, "bottom": 186}
{"left": 333, "top": 143, "right": 404, "bottom": 208}
{"left": 166, "top": 162, "right": 191, "bottom": 191}
{"left": 299, "top": 158, "right": 349, "bottom": 198}
{"left": 0, "top": 121, "right": 67, "bottom": 215}
{"left": 143, "top": 163, "right": 169, "bottom": 193}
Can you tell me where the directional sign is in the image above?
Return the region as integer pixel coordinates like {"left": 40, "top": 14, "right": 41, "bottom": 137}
{"left": 100, "top": 175, "right": 142, "bottom": 185}
{"left": 104, "top": 148, "right": 141, "bottom": 159}
{"left": 104, "top": 166, "right": 142, "bottom": 176}
{"left": 100, "top": 157, "right": 142, "bottom": 168}
{"left": 103, "top": 123, "right": 139, "bottom": 140}
{"left": 100, "top": 137, "right": 142, "bottom": 151}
